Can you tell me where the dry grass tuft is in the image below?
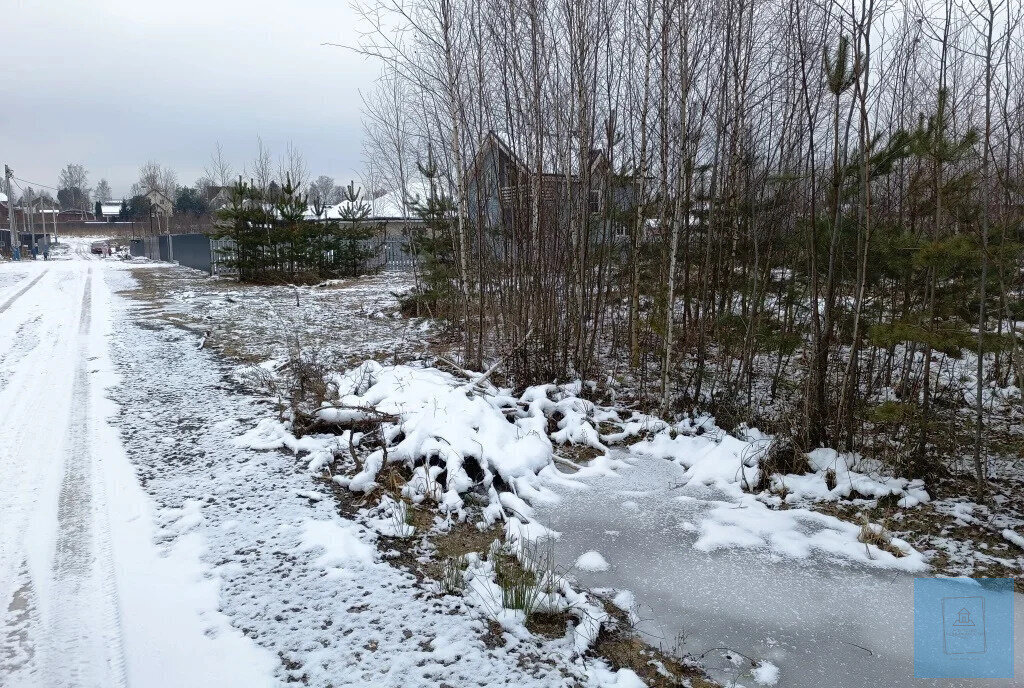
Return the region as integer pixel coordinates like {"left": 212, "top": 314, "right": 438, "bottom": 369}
{"left": 857, "top": 518, "right": 906, "bottom": 558}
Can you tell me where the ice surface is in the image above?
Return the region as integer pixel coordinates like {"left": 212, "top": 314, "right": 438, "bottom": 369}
{"left": 533, "top": 451, "right": 1024, "bottom": 688}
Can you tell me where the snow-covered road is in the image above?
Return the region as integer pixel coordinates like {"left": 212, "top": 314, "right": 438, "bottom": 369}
{"left": 0, "top": 256, "right": 275, "bottom": 687}
{"left": 536, "top": 452, "right": 1024, "bottom": 687}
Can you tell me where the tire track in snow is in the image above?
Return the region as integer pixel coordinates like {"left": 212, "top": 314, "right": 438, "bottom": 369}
{"left": 0, "top": 271, "right": 74, "bottom": 633}
{"left": 0, "top": 271, "right": 48, "bottom": 316}
{"left": 47, "top": 268, "right": 129, "bottom": 688}
{"left": 0, "top": 315, "right": 42, "bottom": 395}
{"left": 49, "top": 275, "right": 97, "bottom": 686}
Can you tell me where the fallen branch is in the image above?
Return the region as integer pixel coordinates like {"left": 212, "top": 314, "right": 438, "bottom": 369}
{"left": 466, "top": 327, "right": 535, "bottom": 393}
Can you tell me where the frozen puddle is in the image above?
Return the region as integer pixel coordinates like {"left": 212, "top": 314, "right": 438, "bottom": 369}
{"left": 536, "top": 450, "right": 1024, "bottom": 688}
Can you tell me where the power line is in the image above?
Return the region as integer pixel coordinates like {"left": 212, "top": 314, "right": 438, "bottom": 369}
{"left": 12, "top": 176, "right": 60, "bottom": 192}
{"left": 9, "top": 178, "right": 49, "bottom": 201}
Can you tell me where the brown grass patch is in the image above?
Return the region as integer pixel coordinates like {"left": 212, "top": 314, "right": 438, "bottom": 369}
{"left": 481, "top": 619, "right": 506, "bottom": 649}
{"left": 418, "top": 521, "right": 503, "bottom": 582}
{"left": 556, "top": 444, "right": 604, "bottom": 464}
{"left": 819, "top": 499, "right": 1023, "bottom": 592}
{"left": 405, "top": 504, "right": 437, "bottom": 531}
{"left": 524, "top": 611, "right": 571, "bottom": 638}
{"left": 592, "top": 631, "right": 717, "bottom": 687}
{"left": 753, "top": 436, "right": 810, "bottom": 492}
{"left": 433, "top": 521, "right": 503, "bottom": 560}
{"left": 590, "top": 600, "right": 719, "bottom": 687}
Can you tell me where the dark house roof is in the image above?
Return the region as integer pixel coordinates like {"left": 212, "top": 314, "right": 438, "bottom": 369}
{"left": 469, "top": 130, "right": 612, "bottom": 183}
{"left": 202, "top": 185, "right": 229, "bottom": 201}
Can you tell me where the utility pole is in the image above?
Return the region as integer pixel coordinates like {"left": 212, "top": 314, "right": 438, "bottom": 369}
{"left": 29, "top": 200, "right": 36, "bottom": 256}
{"left": 27, "top": 202, "right": 35, "bottom": 257}
{"left": 4, "top": 165, "right": 16, "bottom": 257}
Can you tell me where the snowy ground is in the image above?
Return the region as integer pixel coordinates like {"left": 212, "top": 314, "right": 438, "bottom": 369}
{"left": 102, "top": 266, "right": 599, "bottom": 687}
{"left": 0, "top": 254, "right": 624, "bottom": 688}
{"left": 119, "top": 263, "right": 436, "bottom": 369}
{"left": 3, "top": 250, "right": 1020, "bottom": 688}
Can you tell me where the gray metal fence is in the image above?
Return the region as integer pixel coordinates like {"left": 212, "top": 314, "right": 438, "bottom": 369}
{"left": 381, "top": 237, "right": 417, "bottom": 269}
{"left": 2, "top": 230, "right": 53, "bottom": 254}
{"left": 130, "top": 236, "right": 168, "bottom": 261}
{"left": 169, "top": 233, "right": 213, "bottom": 273}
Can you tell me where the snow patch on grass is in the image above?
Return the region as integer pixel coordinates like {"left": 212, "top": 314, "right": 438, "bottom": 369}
{"left": 586, "top": 665, "right": 647, "bottom": 688}
{"left": 1002, "top": 528, "right": 1024, "bottom": 550}
{"left": 694, "top": 494, "right": 927, "bottom": 570}
{"left": 776, "top": 448, "right": 931, "bottom": 507}
{"left": 633, "top": 429, "right": 760, "bottom": 491}
{"left": 630, "top": 419, "right": 930, "bottom": 569}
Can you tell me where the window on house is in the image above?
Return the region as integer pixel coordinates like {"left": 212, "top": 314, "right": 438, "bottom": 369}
{"left": 589, "top": 190, "right": 601, "bottom": 214}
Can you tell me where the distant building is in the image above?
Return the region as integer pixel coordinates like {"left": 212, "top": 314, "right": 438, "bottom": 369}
{"left": 145, "top": 188, "right": 174, "bottom": 217}
{"left": 98, "top": 202, "right": 124, "bottom": 221}
{"left": 56, "top": 208, "right": 94, "bottom": 222}
{"left": 0, "top": 193, "right": 18, "bottom": 235}
{"left": 202, "top": 185, "right": 232, "bottom": 213}
{"left": 143, "top": 189, "right": 174, "bottom": 233}
{"left": 303, "top": 182, "right": 428, "bottom": 237}
{"left": 466, "top": 130, "right": 640, "bottom": 241}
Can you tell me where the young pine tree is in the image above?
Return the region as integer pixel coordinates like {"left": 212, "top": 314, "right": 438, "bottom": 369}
{"left": 407, "top": 154, "right": 459, "bottom": 318}
{"left": 332, "top": 181, "right": 380, "bottom": 277}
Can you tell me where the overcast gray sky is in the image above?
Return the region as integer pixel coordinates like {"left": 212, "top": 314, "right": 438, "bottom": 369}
{"left": 4, "top": 0, "right": 377, "bottom": 199}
